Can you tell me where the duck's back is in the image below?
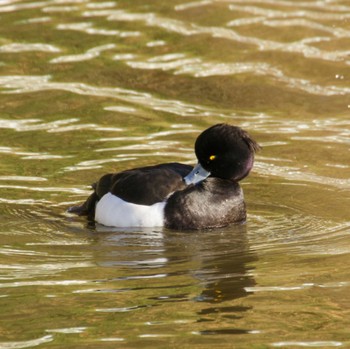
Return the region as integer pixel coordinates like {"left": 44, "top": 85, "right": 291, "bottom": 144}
{"left": 69, "top": 162, "right": 192, "bottom": 220}
{"left": 107, "top": 163, "right": 192, "bottom": 205}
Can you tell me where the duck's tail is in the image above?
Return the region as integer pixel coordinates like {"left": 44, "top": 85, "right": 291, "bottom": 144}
{"left": 67, "top": 191, "right": 98, "bottom": 220}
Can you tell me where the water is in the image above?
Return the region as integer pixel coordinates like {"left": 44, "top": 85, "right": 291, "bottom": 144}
{"left": 0, "top": 0, "right": 349, "bottom": 347}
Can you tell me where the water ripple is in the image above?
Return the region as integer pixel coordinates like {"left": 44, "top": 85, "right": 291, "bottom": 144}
{"left": 0, "top": 75, "right": 224, "bottom": 117}
{"left": 100, "top": 337, "right": 125, "bottom": 342}
{"left": 0, "top": 176, "right": 47, "bottom": 182}
{"left": 0, "top": 43, "right": 60, "bottom": 53}
{"left": 254, "top": 161, "right": 350, "bottom": 189}
{"left": 103, "top": 9, "right": 350, "bottom": 64}
{"left": 227, "top": 2, "right": 350, "bottom": 21}
{"left": 95, "top": 305, "right": 150, "bottom": 313}
{"left": 0, "top": 279, "right": 90, "bottom": 289}
{"left": 127, "top": 55, "right": 350, "bottom": 95}
{"left": 0, "top": 117, "right": 122, "bottom": 133}
{"left": 86, "top": 2, "right": 116, "bottom": 10}
{"left": 0, "top": 335, "right": 53, "bottom": 349}
{"left": 51, "top": 43, "right": 116, "bottom": 63}
{"left": 0, "top": 262, "right": 93, "bottom": 280}
{"left": 56, "top": 22, "right": 140, "bottom": 37}
{"left": 249, "top": 213, "right": 350, "bottom": 255}
{"left": 46, "top": 327, "right": 87, "bottom": 334}
{"left": 0, "top": 1, "right": 48, "bottom": 13}
{"left": 272, "top": 341, "right": 343, "bottom": 347}
{"left": 0, "top": 184, "right": 88, "bottom": 196}
{"left": 0, "top": 145, "right": 71, "bottom": 160}
{"left": 42, "top": 5, "right": 80, "bottom": 13}
{"left": 246, "top": 280, "right": 350, "bottom": 293}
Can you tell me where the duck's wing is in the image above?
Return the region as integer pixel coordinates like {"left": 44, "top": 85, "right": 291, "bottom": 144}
{"left": 108, "top": 163, "right": 192, "bottom": 205}
{"left": 68, "top": 162, "right": 192, "bottom": 218}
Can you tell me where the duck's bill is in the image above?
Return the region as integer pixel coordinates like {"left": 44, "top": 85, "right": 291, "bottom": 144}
{"left": 184, "top": 163, "right": 211, "bottom": 185}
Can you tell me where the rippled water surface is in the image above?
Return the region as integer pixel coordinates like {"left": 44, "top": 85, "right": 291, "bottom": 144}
{"left": 0, "top": 0, "right": 350, "bottom": 347}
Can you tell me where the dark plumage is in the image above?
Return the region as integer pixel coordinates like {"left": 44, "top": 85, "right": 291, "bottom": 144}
{"left": 68, "top": 163, "right": 192, "bottom": 218}
{"left": 164, "top": 178, "right": 245, "bottom": 230}
{"left": 68, "top": 123, "right": 260, "bottom": 230}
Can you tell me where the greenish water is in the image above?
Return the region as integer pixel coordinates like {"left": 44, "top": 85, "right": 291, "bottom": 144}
{"left": 0, "top": 0, "right": 349, "bottom": 348}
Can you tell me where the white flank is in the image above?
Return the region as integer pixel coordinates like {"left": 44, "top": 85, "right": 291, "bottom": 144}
{"left": 95, "top": 193, "right": 165, "bottom": 227}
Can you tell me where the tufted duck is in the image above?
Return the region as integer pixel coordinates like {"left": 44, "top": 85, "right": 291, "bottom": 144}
{"left": 68, "top": 123, "right": 260, "bottom": 230}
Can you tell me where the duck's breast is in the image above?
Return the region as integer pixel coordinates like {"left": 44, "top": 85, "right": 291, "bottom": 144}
{"left": 164, "top": 178, "right": 246, "bottom": 230}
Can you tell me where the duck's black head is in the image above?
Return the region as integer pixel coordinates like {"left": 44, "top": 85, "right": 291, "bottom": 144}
{"left": 194, "top": 123, "right": 260, "bottom": 181}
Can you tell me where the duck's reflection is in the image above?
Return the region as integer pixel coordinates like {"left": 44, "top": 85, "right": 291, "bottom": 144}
{"left": 87, "top": 222, "right": 256, "bottom": 337}
{"left": 91, "top": 222, "right": 256, "bottom": 305}
{"left": 189, "top": 224, "right": 256, "bottom": 304}
{"left": 185, "top": 225, "right": 256, "bottom": 335}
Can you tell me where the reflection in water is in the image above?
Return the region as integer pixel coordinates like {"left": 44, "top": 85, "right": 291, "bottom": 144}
{"left": 91, "top": 224, "right": 257, "bottom": 333}
{"left": 191, "top": 226, "right": 257, "bottom": 334}
{"left": 188, "top": 225, "right": 255, "bottom": 304}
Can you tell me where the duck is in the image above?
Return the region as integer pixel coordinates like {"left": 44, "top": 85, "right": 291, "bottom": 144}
{"left": 68, "top": 123, "right": 260, "bottom": 230}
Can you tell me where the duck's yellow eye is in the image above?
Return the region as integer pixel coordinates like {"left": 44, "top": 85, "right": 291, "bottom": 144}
{"left": 209, "top": 155, "right": 216, "bottom": 161}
